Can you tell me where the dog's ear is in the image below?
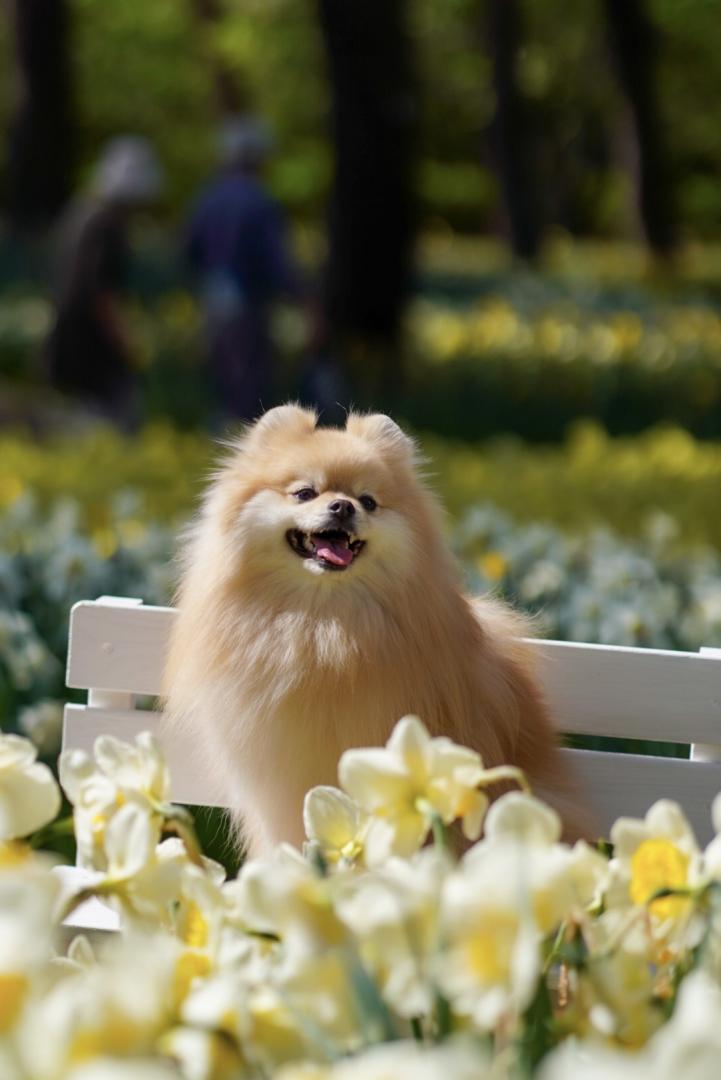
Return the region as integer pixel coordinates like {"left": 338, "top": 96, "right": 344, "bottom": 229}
{"left": 245, "top": 404, "right": 318, "bottom": 446}
{"left": 346, "top": 412, "right": 417, "bottom": 464}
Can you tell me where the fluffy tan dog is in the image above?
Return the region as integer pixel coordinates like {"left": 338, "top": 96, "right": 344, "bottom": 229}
{"left": 163, "top": 405, "right": 592, "bottom": 855}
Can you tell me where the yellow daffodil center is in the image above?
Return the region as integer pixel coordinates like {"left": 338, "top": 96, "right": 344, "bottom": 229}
{"left": 465, "top": 912, "right": 517, "bottom": 983}
{"left": 69, "top": 1012, "right": 141, "bottom": 1062}
{"left": 630, "top": 838, "right": 690, "bottom": 919}
{"left": 0, "top": 973, "right": 27, "bottom": 1032}
{"left": 0, "top": 842, "right": 30, "bottom": 868}
{"left": 181, "top": 901, "right": 209, "bottom": 948}
{"left": 174, "top": 950, "right": 212, "bottom": 1004}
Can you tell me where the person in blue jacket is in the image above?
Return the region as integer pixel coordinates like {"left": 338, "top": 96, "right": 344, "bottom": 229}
{"left": 185, "top": 117, "right": 306, "bottom": 423}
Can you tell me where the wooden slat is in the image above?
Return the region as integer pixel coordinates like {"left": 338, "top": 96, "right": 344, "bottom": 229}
{"left": 62, "top": 705, "right": 226, "bottom": 808}
{"left": 563, "top": 748, "right": 721, "bottom": 845}
{"left": 538, "top": 639, "right": 721, "bottom": 745}
{"left": 66, "top": 600, "right": 721, "bottom": 747}
{"left": 66, "top": 601, "right": 175, "bottom": 697}
{"left": 63, "top": 705, "right": 721, "bottom": 845}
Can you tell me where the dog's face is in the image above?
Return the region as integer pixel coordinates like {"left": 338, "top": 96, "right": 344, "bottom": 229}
{"left": 209, "top": 406, "right": 437, "bottom": 591}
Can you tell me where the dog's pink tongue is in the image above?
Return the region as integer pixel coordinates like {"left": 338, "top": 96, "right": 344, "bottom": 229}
{"left": 316, "top": 540, "right": 353, "bottom": 566}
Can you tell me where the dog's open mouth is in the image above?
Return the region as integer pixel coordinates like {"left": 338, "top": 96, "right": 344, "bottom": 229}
{"left": 286, "top": 528, "right": 365, "bottom": 570}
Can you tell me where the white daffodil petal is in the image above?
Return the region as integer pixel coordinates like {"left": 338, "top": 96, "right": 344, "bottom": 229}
{"left": 645, "top": 799, "right": 696, "bottom": 850}
{"left": 58, "top": 747, "right": 93, "bottom": 805}
{"left": 386, "top": 715, "right": 432, "bottom": 781}
{"left": 484, "top": 792, "right": 561, "bottom": 845}
{"left": 338, "top": 748, "right": 411, "bottom": 812}
{"left": 104, "top": 803, "right": 159, "bottom": 879}
{"left": 0, "top": 760, "right": 61, "bottom": 839}
{"left": 303, "top": 786, "right": 359, "bottom": 850}
{"left": 609, "top": 817, "right": 650, "bottom": 860}
{"left": 0, "top": 734, "right": 38, "bottom": 769}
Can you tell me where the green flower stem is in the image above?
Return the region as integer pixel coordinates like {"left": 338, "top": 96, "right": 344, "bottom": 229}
{"left": 29, "top": 815, "right": 76, "bottom": 850}
{"left": 434, "top": 991, "right": 453, "bottom": 1040}
{"left": 415, "top": 799, "right": 447, "bottom": 851}
{"left": 430, "top": 813, "right": 446, "bottom": 853}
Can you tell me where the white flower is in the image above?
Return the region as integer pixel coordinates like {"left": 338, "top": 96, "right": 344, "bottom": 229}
{"left": 338, "top": 716, "right": 489, "bottom": 864}
{"left": 0, "top": 732, "right": 61, "bottom": 840}
{"left": 181, "top": 972, "right": 312, "bottom": 1072}
{"left": 159, "top": 1025, "right": 245, "bottom": 1080}
{"left": 328, "top": 1038, "right": 490, "bottom": 1079}
{"left": 303, "top": 786, "right": 368, "bottom": 866}
{"left": 231, "top": 845, "right": 345, "bottom": 958}
{"left": 334, "top": 849, "right": 448, "bottom": 1018}
{"left": 17, "top": 700, "right": 63, "bottom": 756}
{"left": 609, "top": 800, "right": 701, "bottom": 926}
{"left": 59, "top": 732, "right": 174, "bottom": 871}
{"left": 540, "top": 970, "right": 721, "bottom": 1079}
{"left": 16, "top": 933, "right": 179, "bottom": 1078}
{"left": 438, "top": 793, "right": 606, "bottom": 1031}
{"left": 60, "top": 732, "right": 170, "bottom": 811}
{"left": 437, "top": 846, "right": 542, "bottom": 1029}
{"left": 83, "top": 804, "right": 185, "bottom": 926}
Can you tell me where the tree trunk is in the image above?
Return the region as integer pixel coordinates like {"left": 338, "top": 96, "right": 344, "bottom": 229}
{"left": 190, "top": 0, "right": 246, "bottom": 115}
{"left": 6, "top": 0, "right": 75, "bottom": 231}
{"left": 317, "top": 0, "right": 415, "bottom": 400}
{"left": 486, "top": 0, "right": 540, "bottom": 259}
{"left": 602, "top": 0, "right": 676, "bottom": 256}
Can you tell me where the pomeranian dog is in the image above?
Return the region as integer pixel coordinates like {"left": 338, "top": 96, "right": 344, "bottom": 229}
{"left": 163, "top": 404, "right": 592, "bottom": 855}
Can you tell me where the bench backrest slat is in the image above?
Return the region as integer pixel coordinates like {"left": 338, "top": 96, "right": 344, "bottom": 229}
{"left": 565, "top": 748, "right": 720, "bottom": 844}
{"left": 63, "top": 705, "right": 226, "bottom": 808}
{"left": 66, "top": 600, "right": 721, "bottom": 746}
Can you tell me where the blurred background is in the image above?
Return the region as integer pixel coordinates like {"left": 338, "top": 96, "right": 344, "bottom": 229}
{"left": 2, "top": 0, "right": 721, "bottom": 779}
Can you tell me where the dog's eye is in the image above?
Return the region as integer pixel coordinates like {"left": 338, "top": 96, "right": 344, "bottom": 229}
{"left": 359, "top": 494, "right": 377, "bottom": 512}
{"left": 292, "top": 487, "right": 317, "bottom": 502}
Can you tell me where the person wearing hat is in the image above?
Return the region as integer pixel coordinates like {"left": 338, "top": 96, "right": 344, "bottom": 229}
{"left": 185, "top": 116, "right": 306, "bottom": 424}
{"left": 44, "top": 135, "right": 163, "bottom": 427}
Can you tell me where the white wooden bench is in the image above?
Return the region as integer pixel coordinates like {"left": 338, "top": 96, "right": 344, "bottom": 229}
{"left": 57, "top": 595, "right": 721, "bottom": 929}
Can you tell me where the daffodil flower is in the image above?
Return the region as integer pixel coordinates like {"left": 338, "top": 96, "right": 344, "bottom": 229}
{"left": 0, "top": 733, "right": 61, "bottom": 841}
{"left": 610, "top": 800, "right": 701, "bottom": 924}
{"left": 338, "top": 716, "right": 522, "bottom": 864}
{"left": 60, "top": 733, "right": 202, "bottom": 872}
{"left": 303, "top": 787, "right": 368, "bottom": 866}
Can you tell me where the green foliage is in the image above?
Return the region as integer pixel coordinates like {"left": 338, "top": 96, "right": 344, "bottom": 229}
{"left": 1, "top": 0, "right": 720, "bottom": 233}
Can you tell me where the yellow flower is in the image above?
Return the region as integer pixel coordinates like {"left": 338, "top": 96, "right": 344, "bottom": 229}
{"left": 477, "top": 551, "right": 508, "bottom": 581}
{"left": 609, "top": 800, "right": 699, "bottom": 935}
{"left": 629, "top": 839, "right": 690, "bottom": 920}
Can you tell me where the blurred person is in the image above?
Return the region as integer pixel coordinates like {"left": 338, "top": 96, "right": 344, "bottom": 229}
{"left": 185, "top": 116, "right": 312, "bottom": 424}
{"left": 44, "top": 135, "right": 162, "bottom": 428}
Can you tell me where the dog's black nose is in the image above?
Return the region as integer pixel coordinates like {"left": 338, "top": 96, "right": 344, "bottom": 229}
{"left": 328, "top": 499, "right": 355, "bottom": 522}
